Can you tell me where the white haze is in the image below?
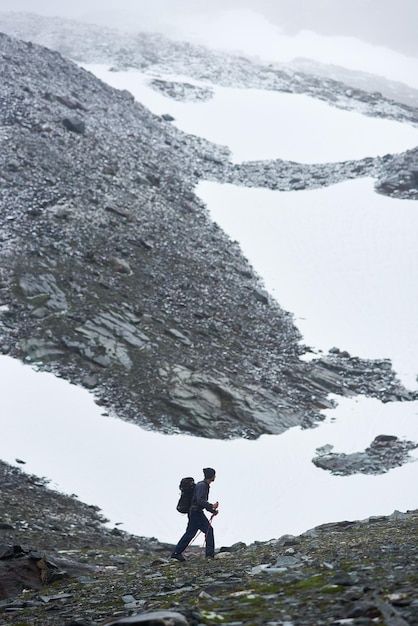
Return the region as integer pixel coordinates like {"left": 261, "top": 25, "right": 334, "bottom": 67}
{"left": 167, "top": 10, "right": 418, "bottom": 91}
{"left": 2, "top": 1, "right": 418, "bottom": 88}
{"left": 2, "top": 0, "right": 418, "bottom": 58}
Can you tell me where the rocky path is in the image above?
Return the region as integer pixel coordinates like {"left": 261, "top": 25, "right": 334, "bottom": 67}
{"left": 1, "top": 461, "right": 418, "bottom": 625}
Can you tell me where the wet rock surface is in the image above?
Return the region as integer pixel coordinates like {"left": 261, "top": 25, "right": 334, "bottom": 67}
{"left": 1, "top": 460, "right": 418, "bottom": 625}
{"left": 0, "top": 21, "right": 417, "bottom": 458}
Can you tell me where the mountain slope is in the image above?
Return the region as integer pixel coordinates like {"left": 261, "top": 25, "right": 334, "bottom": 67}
{"left": 1, "top": 12, "right": 418, "bottom": 200}
{"left": 0, "top": 29, "right": 417, "bottom": 441}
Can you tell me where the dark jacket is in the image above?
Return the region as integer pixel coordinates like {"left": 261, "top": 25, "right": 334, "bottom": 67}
{"left": 190, "top": 479, "right": 215, "bottom": 513}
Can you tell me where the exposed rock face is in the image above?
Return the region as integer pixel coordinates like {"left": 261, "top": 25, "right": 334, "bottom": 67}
{"left": 313, "top": 434, "right": 418, "bottom": 475}
{"left": 0, "top": 24, "right": 417, "bottom": 444}
{"left": 0, "top": 545, "right": 91, "bottom": 600}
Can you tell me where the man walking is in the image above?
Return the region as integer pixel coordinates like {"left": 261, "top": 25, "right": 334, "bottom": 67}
{"left": 171, "top": 467, "right": 218, "bottom": 561}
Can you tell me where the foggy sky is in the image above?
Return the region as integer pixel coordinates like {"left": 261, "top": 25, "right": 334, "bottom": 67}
{"left": 1, "top": 0, "right": 417, "bottom": 57}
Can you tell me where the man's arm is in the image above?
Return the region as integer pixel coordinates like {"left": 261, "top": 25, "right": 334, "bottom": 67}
{"left": 194, "top": 482, "right": 217, "bottom": 513}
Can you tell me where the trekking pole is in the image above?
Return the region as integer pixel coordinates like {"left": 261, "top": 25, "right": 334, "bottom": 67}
{"left": 199, "top": 513, "right": 215, "bottom": 557}
{"left": 183, "top": 530, "right": 201, "bottom": 554}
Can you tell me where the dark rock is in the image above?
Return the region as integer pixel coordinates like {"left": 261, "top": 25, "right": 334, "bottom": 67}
{"left": 81, "top": 373, "right": 99, "bottom": 388}
{"left": 341, "top": 601, "right": 380, "bottom": 618}
{"left": 150, "top": 79, "right": 213, "bottom": 103}
{"left": 145, "top": 173, "right": 160, "bottom": 186}
{"left": 62, "top": 116, "right": 86, "bottom": 134}
{"left": 105, "top": 205, "right": 136, "bottom": 220}
{"left": 219, "top": 542, "right": 246, "bottom": 553}
{"left": 330, "top": 571, "right": 359, "bottom": 586}
{"left": 103, "top": 612, "right": 189, "bottom": 625}
{"left": 56, "top": 94, "right": 86, "bottom": 110}
{"left": 253, "top": 288, "right": 269, "bottom": 304}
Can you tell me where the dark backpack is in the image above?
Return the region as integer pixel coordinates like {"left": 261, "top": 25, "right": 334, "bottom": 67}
{"left": 176, "top": 477, "right": 195, "bottom": 514}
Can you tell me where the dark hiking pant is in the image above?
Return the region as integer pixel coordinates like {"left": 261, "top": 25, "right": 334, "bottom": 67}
{"left": 174, "top": 510, "right": 214, "bottom": 557}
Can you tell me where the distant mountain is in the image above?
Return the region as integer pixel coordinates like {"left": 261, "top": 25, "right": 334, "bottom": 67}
{"left": 0, "top": 16, "right": 417, "bottom": 444}
{"left": 289, "top": 57, "right": 418, "bottom": 108}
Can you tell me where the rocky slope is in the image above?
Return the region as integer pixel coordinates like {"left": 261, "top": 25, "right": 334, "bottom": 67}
{"left": 0, "top": 24, "right": 417, "bottom": 450}
{"left": 1, "top": 460, "right": 418, "bottom": 625}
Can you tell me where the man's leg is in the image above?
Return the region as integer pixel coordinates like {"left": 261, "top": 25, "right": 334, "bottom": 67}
{"left": 196, "top": 512, "right": 215, "bottom": 557}
{"left": 204, "top": 524, "right": 215, "bottom": 557}
{"left": 172, "top": 513, "right": 200, "bottom": 557}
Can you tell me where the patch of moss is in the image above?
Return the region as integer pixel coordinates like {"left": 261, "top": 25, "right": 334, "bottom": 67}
{"left": 320, "top": 585, "right": 345, "bottom": 594}
{"left": 289, "top": 574, "right": 328, "bottom": 591}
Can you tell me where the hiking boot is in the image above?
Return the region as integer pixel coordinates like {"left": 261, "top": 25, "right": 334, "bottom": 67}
{"left": 171, "top": 552, "right": 186, "bottom": 562}
{"left": 206, "top": 554, "right": 215, "bottom": 559}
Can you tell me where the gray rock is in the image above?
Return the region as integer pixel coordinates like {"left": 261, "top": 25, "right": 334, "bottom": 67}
{"left": 19, "top": 273, "right": 67, "bottom": 312}
{"left": 109, "top": 256, "right": 131, "bottom": 274}
{"left": 274, "top": 556, "right": 302, "bottom": 568}
{"left": 165, "top": 328, "right": 192, "bottom": 346}
{"left": 20, "top": 338, "right": 65, "bottom": 360}
{"left": 165, "top": 365, "right": 302, "bottom": 438}
{"left": 103, "top": 611, "right": 189, "bottom": 625}
{"left": 330, "top": 571, "right": 359, "bottom": 586}
{"left": 312, "top": 435, "right": 418, "bottom": 475}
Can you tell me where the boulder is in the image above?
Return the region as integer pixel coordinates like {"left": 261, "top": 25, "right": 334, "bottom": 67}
{"left": 62, "top": 116, "right": 86, "bottom": 134}
{"left": 103, "top": 611, "right": 189, "bottom": 625}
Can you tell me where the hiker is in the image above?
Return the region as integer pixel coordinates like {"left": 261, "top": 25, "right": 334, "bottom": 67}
{"left": 171, "top": 467, "right": 219, "bottom": 561}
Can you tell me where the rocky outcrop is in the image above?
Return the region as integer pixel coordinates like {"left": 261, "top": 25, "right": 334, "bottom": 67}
{"left": 313, "top": 434, "right": 418, "bottom": 475}
{"left": 163, "top": 364, "right": 304, "bottom": 437}
{"left": 149, "top": 79, "right": 214, "bottom": 103}
{"left": 0, "top": 545, "right": 91, "bottom": 600}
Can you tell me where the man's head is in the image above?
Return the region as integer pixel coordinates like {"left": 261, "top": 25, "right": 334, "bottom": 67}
{"left": 203, "top": 467, "right": 216, "bottom": 482}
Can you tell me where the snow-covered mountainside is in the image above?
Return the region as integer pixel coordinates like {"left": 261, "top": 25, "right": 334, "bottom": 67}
{"left": 0, "top": 15, "right": 417, "bottom": 447}
{"left": 1, "top": 12, "right": 418, "bottom": 198}
{"left": 289, "top": 56, "right": 418, "bottom": 108}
